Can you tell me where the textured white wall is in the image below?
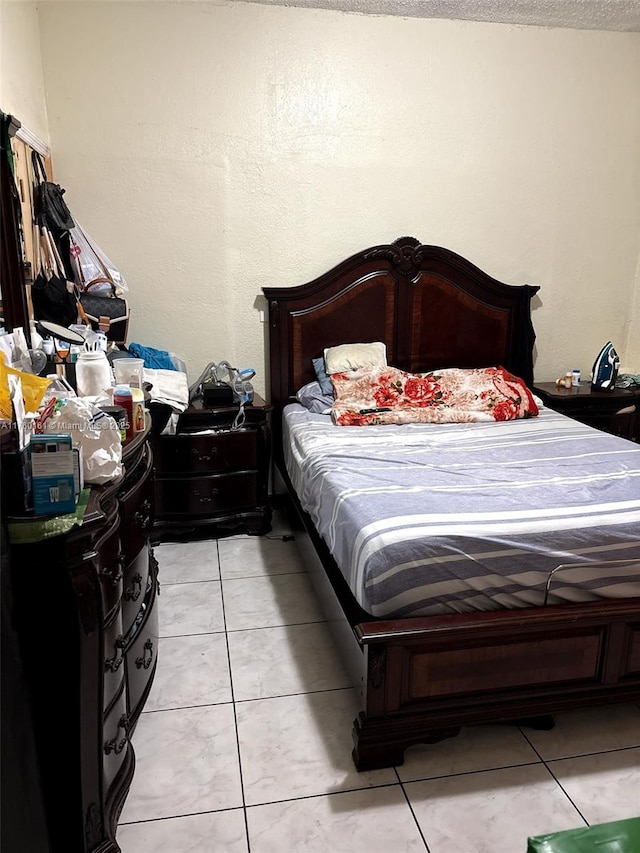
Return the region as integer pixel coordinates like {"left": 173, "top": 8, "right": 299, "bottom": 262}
{"left": 31, "top": 2, "right": 640, "bottom": 392}
{"left": 625, "top": 258, "right": 640, "bottom": 372}
{"left": 0, "top": 0, "right": 49, "bottom": 144}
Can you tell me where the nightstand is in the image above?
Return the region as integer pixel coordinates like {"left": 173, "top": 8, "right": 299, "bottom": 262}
{"left": 151, "top": 394, "right": 272, "bottom": 540}
{"left": 533, "top": 382, "right": 640, "bottom": 442}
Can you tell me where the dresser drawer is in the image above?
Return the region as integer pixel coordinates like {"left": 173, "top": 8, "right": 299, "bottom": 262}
{"left": 119, "top": 444, "right": 154, "bottom": 561}
{"left": 103, "top": 610, "right": 125, "bottom": 713}
{"left": 121, "top": 545, "right": 150, "bottom": 636}
{"left": 154, "top": 472, "right": 258, "bottom": 517}
{"left": 95, "top": 519, "right": 123, "bottom": 621}
{"left": 154, "top": 428, "right": 257, "bottom": 475}
{"left": 102, "top": 681, "right": 130, "bottom": 793}
{"left": 125, "top": 570, "right": 159, "bottom": 724}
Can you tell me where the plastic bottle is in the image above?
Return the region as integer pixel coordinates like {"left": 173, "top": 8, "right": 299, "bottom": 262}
{"left": 113, "top": 384, "right": 134, "bottom": 441}
{"left": 76, "top": 350, "right": 113, "bottom": 397}
{"left": 29, "top": 320, "right": 43, "bottom": 350}
{"left": 572, "top": 369, "right": 581, "bottom": 387}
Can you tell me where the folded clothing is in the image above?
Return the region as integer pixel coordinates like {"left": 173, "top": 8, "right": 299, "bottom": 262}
{"left": 143, "top": 368, "right": 189, "bottom": 413}
{"left": 129, "top": 342, "right": 177, "bottom": 371}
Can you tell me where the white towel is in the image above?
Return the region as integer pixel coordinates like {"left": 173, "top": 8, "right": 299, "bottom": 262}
{"left": 143, "top": 368, "right": 189, "bottom": 413}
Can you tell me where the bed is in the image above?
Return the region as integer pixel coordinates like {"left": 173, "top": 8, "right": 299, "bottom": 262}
{"left": 262, "top": 236, "right": 640, "bottom": 771}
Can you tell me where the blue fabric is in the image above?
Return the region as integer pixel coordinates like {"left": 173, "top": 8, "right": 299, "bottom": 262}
{"left": 312, "top": 356, "right": 334, "bottom": 396}
{"left": 128, "top": 342, "right": 177, "bottom": 370}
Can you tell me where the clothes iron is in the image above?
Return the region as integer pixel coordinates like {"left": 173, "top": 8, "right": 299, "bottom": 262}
{"left": 591, "top": 341, "right": 620, "bottom": 391}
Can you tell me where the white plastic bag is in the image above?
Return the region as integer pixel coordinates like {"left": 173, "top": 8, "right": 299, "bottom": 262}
{"left": 44, "top": 396, "right": 122, "bottom": 484}
{"left": 70, "top": 221, "right": 128, "bottom": 294}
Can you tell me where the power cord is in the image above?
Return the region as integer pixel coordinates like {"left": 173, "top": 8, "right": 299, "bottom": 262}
{"left": 231, "top": 400, "right": 246, "bottom": 431}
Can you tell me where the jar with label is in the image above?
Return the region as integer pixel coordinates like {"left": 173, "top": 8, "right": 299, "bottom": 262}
{"left": 76, "top": 350, "right": 113, "bottom": 397}
{"left": 131, "top": 387, "right": 146, "bottom": 433}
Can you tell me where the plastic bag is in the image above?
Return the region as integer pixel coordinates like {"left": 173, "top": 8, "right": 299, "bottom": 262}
{"left": 43, "top": 396, "right": 122, "bottom": 485}
{"left": 527, "top": 817, "right": 640, "bottom": 851}
{"left": 0, "top": 354, "right": 51, "bottom": 419}
{"left": 69, "top": 221, "right": 128, "bottom": 294}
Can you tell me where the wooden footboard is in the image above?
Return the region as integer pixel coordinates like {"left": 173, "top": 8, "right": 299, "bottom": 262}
{"left": 353, "top": 603, "right": 640, "bottom": 770}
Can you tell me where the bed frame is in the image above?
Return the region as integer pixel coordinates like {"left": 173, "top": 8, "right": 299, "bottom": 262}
{"left": 263, "top": 237, "right": 640, "bottom": 771}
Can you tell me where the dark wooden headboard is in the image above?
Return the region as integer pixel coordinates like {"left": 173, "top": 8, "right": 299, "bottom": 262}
{"left": 263, "top": 237, "right": 539, "bottom": 415}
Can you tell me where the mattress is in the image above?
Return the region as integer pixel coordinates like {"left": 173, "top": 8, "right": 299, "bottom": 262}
{"left": 283, "top": 404, "right": 640, "bottom": 617}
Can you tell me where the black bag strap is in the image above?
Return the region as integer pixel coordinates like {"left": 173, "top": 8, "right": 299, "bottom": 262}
{"left": 31, "top": 150, "right": 48, "bottom": 185}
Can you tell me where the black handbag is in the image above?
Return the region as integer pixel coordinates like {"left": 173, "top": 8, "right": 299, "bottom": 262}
{"left": 31, "top": 151, "right": 75, "bottom": 232}
{"left": 79, "top": 289, "right": 130, "bottom": 344}
{"left": 31, "top": 268, "right": 78, "bottom": 328}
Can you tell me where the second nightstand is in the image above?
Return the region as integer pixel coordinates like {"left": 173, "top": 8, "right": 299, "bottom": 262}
{"left": 533, "top": 382, "right": 640, "bottom": 442}
{"left": 151, "top": 395, "right": 272, "bottom": 540}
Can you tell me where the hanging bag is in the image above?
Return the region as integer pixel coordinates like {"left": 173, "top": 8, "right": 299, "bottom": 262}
{"left": 30, "top": 226, "right": 79, "bottom": 328}
{"left": 31, "top": 151, "right": 75, "bottom": 233}
{"left": 70, "top": 222, "right": 128, "bottom": 294}
{"left": 73, "top": 224, "right": 130, "bottom": 343}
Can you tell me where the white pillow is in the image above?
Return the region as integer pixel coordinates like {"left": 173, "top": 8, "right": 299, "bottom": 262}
{"left": 324, "top": 342, "right": 387, "bottom": 374}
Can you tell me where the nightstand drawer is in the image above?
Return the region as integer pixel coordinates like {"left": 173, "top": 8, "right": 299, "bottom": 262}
{"left": 154, "top": 472, "right": 258, "bottom": 517}
{"left": 576, "top": 411, "right": 636, "bottom": 439}
{"left": 154, "top": 429, "right": 257, "bottom": 474}
{"left": 533, "top": 382, "right": 640, "bottom": 443}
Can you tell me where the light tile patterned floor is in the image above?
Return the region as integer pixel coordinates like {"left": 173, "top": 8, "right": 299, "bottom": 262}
{"left": 117, "top": 511, "right": 640, "bottom": 852}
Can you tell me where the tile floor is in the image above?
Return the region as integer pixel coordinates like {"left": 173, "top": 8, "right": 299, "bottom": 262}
{"left": 117, "top": 510, "right": 640, "bottom": 852}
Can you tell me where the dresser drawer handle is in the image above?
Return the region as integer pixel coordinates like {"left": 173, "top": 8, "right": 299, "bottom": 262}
{"left": 104, "top": 714, "right": 129, "bottom": 755}
{"left": 134, "top": 499, "right": 152, "bottom": 529}
{"left": 135, "top": 639, "right": 154, "bottom": 670}
{"left": 124, "top": 572, "right": 143, "bottom": 602}
{"left": 101, "top": 554, "right": 124, "bottom": 586}
{"left": 191, "top": 447, "right": 218, "bottom": 463}
{"left": 104, "top": 635, "right": 125, "bottom": 672}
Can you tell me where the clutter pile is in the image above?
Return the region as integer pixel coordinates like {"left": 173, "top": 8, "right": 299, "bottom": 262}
{"left": 1, "top": 145, "right": 191, "bottom": 526}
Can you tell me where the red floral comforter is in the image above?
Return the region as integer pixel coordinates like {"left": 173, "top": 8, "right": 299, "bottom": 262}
{"left": 331, "top": 366, "right": 539, "bottom": 426}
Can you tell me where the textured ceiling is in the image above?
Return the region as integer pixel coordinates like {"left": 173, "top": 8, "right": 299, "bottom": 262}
{"left": 240, "top": 0, "right": 640, "bottom": 31}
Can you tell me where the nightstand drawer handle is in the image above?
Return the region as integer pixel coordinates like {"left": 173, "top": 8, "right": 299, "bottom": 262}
{"left": 193, "top": 488, "right": 219, "bottom": 503}
{"left": 191, "top": 447, "right": 218, "bottom": 462}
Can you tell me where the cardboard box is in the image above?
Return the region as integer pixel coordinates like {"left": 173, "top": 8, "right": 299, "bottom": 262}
{"left": 30, "top": 434, "right": 76, "bottom": 516}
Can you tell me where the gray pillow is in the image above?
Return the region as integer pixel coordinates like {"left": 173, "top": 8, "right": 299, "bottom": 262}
{"left": 312, "top": 357, "right": 334, "bottom": 396}
{"left": 295, "top": 381, "right": 333, "bottom": 415}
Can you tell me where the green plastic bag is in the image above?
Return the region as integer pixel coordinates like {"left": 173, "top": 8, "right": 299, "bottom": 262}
{"left": 527, "top": 818, "right": 640, "bottom": 852}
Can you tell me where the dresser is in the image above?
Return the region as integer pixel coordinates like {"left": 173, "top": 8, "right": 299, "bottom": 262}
{"left": 533, "top": 382, "right": 640, "bottom": 442}
{"left": 152, "top": 395, "right": 272, "bottom": 540}
{"left": 4, "top": 423, "right": 157, "bottom": 853}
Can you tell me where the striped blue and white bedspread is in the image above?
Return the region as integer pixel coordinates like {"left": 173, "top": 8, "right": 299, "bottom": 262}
{"left": 283, "top": 403, "right": 640, "bottom": 617}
